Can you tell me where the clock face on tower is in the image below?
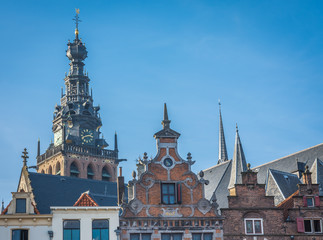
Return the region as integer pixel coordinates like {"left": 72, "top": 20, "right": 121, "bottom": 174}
{"left": 80, "top": 128, "right": 94, "bottom": 145}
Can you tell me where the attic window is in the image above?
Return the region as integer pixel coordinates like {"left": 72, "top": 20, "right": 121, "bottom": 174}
{"left": 16, "top": 198, "right": 26, "bottom": 213}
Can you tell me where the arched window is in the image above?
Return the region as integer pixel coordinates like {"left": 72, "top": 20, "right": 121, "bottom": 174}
{"left": 70, "top": 162, "right": 79, "bottom": 178}
{"left": 41, "top": 170, "right": 45, "bottom": 174}
{"left": 48, "top": 166, "right": 53, "bottom": 175}
{"left": 56, "top": 162, "right": 61, "bottom": 175}
{"left": 102, "top": 167, "right": 111, "bottom": 181}
{"left": 87, "top": 165, "right": 94, "bottom": 179}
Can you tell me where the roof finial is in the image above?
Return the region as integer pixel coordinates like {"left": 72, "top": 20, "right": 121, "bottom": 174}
{"left": 236, "top": 123, "right": 238, "bottom": 132}
{"left": 22, "top": 148, "right": 29, "bottom": 167}
{"left": 218, "top": 99, "right": 221, "bottom": 110}
{"left": 162, "top": 103, "right": 171, "bottom": 129}
{"left": 73, "top": 8, "right": 81, "bottom": 40}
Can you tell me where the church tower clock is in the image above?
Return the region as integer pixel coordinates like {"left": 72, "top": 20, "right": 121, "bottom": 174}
{"left": 37, "top": 10, "right": 124, "bottom": 181}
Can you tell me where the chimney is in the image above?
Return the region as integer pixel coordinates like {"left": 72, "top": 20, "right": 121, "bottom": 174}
{"left": 302, "top": 165, "right": 312, "bottom": 187}
{"left": 241, "top": 163, "right": 258, "bottom": 185}
{"left": 117, "top": 167, "right": 125, "bottom": 206}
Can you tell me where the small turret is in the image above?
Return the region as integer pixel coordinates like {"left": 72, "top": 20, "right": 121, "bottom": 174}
{"left": 228, "top": 124, "right": 247, "bottom": 190}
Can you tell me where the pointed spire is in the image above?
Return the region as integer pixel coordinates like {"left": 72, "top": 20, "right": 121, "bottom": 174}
{"left": 218, "top": 100, "right": 228, "bottom": 164}
{"left": 114, "top": 131, "right": 118, "bottom": 152}
{"left": 37, "top": 138, "right": 40, "bottom": 157}
{"left": 162, "top": 103, "right": 171, "bottom": 129}
{"left": 22, "top": 148, "right": 29, "bottom": 167}
{"left": 1, "top": 199, "right": 4, "bottom": 214}
{"left": 228, "top": 124, "right": 247, "bottom": 189}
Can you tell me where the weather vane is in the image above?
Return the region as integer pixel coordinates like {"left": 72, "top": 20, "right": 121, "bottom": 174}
{"left": 72, "top": 9, "right": 81, "bottom": 39}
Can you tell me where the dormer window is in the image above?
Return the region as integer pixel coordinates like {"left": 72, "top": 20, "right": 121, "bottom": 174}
{"left": 16, "top": 198, "right": 26, "bottom": 213}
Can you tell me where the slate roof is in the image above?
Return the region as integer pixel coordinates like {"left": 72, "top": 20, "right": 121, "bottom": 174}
{"left": 28, "top": 172, "right": 118, "bottom": 214}
{"left": 203, "top": 160, "right": 231, "bottom": 209}
{"left": 267, "top": 169, "right": 301, "bottom": 199}
{"left": 310, "top": 158, "right": 323, "bottom": 195}
{"left": 253, "top": 143, "right": 323, "bottom": 184}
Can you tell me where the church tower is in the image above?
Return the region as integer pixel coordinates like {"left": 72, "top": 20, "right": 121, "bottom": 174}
{"left": 37, "top": 10, "right": 124, "bottom": 181}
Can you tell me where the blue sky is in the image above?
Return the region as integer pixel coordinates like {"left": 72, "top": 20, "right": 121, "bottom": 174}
{"left": 1, "top": 0, "right": 323, "bottom": 205}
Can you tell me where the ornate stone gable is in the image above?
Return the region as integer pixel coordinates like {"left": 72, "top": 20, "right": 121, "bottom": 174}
{"left": 120, "top": 104, "right": 223, "bottom": 240}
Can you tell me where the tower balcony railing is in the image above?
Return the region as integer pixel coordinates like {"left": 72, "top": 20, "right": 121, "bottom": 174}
{"left": 61, "top": 95, "right": 92, "bottom": 105}
{"left": 37, "top": 143, "right": 117, "bottom": 164}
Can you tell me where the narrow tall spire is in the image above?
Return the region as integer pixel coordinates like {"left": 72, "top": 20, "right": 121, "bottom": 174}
{"left": 218, "top": 100, "right": 228, "bottom": 164}
{"left": 37, "top": 138, "right": 40, "bottom": 157}
{"left": 1, "top": 199, "right": 4, "bottom": 214}
{"left": 162, "top": 103, "right": 171, "bottom": 129}
{"left": 114, "top": 132, "right": 118, "bottom": 152}
{"left": 228, "top": 125, "right": 247, "bottom": 189}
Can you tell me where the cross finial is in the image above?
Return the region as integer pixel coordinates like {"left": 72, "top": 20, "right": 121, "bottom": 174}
{"left": 72, "top": 9, "right": 81, "bottom": 40}
{"left": 22, "top": 148, "right": 29, "bottom": 167}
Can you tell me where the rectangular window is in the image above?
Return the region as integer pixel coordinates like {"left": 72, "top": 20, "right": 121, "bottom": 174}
{"left": 63, "top": 220, "right": 80, "bottom": 240}
{"left": 304, "top": 220, "right": 312, "bottom": 233}
{"left": 304, "top": 219, "right": 322, "bottom": 233}
{"left": 244, "top": 218, "right": 263, "bottom": 235}
{"left": 307, "top": 197, "right": 314, "bottom": 207}
{"left": 92, "top": 219, "right": 109, "bottom": 240}
{"left": 16, "top": 199, "right": 26, "bottom": 213}
{"left": 161, "top": 233, "right": 182, "bottom": 240}
{"left": 12, "top": 230, "right": 28, "bottom": 240}
{"left": 161, "top": 183, "right": 176, "bottom": 204}
{"left": 130, "top": 234, "right": 151, "bottom": 240}
{"left": 192, "top": 233, "right": 212, "bottom": 240}
{"left": 130, "top": 234, "right": 140, "bottom": 240}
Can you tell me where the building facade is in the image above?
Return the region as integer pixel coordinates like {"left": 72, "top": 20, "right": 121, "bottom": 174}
{"left": 119, "top": 104, "right": 223, "bottom": 240}
{"left": 222, "top": 164, "right": 287, "bottom": 240}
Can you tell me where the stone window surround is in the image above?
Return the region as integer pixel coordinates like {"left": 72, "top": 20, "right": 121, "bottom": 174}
{"left": 244, "top": 218, "right": 263, "bottom": 235}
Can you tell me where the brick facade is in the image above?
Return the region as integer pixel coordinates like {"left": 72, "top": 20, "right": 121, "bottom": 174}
{"left": 119, "top": 104, "right": 223, "bottom": 240}
{"left": 222, "top": 166, "right": 288, "bottom": 240}
{"left": 278, "top": 166, "right": 323, "bottom": 239}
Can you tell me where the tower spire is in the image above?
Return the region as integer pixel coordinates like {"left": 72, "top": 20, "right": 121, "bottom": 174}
{"left": 228, "top": 124, "right": 247, "bottom": 189}
{"left": 1, "top": 199, "right": 4, "bottom": 214}
{"left": 162, "top": 103, "right": 171, "bottom": 129}
{"left": 218, "top": 100, "right": 228, "bottom": 164}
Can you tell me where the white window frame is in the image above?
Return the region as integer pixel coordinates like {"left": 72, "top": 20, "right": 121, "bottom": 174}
{"left": 304, "top": 219, "right": 323, "bottom": 233}
{"left": 244, "top": 218, "right": 264, "bottom": 235}
{"left": 306, "top": 197, "right": 315, "bottom": 207}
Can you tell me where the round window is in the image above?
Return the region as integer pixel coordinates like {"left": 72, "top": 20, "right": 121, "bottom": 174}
{"left": 163, "top": 158, "right": 173, "bottom": 167}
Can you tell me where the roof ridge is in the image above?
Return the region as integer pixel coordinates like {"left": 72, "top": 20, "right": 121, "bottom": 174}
{"left": 203, "top": 159, "right": 232, "bottom": 172}
{"left": 269, "top": 168, "right": 300, "bottom": 177}
{"left": 253, "top": 142, "right": 323, "bottom": 169}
